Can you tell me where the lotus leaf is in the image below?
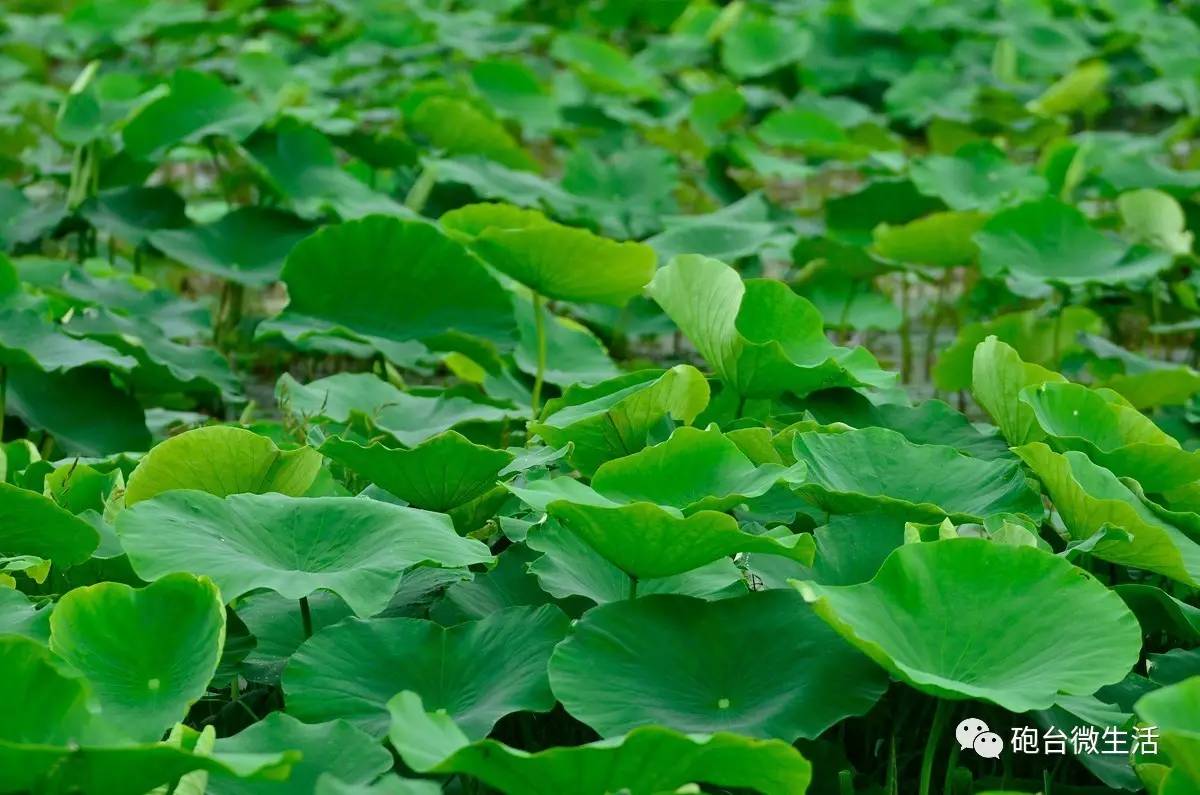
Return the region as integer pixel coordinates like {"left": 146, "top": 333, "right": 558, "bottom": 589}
{"left": 387, "top": 691, "right": 812, "bottom": 795}
{"left": 116, "top": 492, "right": 493, "bottom": 616}
{"left": 283, "top": 605, "right": 568, "bottom": 737}
{"left": 150, "top": 208, "right": 311, "bottom": 287}
{"left": 125, "top": 425, "right": 322, "bottom": 505}
{"left": 49, "top": 573, "right": 225, "bottom": 741}
{"left": 122, "top": 70, "right": 263, "bottom": 161}
{"left": 0, "top": 480, "right": 99, "bottom": 566}
{"left": 649, "top": 254, "right": 894, "bottom": 399}
{"left": 1136, "top": 677, "right": 1200, "bottom": 790}
{"left": 796, "top": 539, "right": 1142, "bottom": 711}
{"left": 909, "top": 142, "right": 1047, "bottom": 211}
{"left": 971, "top": 335, "right": 1066, "bottom": 446}
{"left": 549, "top": 590, "right": 887, "bottom": 740}
{"left": 791, "top": 427, "right": 1045, "bottom": 522}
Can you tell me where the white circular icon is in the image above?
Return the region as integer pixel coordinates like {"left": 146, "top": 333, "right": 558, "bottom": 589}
{"left": 955, "top": 717, "right": 990, "bottom": 750}
{"left": 973, "top": 730, "right": 1004, "bottom": 759}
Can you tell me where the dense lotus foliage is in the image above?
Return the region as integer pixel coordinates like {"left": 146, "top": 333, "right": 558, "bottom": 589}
{"left": 3, "top": 1, "right": 1200, "bottom": 794}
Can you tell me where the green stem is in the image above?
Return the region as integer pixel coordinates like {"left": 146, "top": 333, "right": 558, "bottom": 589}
{"left": 299, "top": 596, "right": 313, "bottom": 639}
{"left": 918, "top": 699, "right": 950, "bottom": 795}
{"left": 404, "top": 164, "right": 437, "bottom": 213}
{"left": 627, "top": 575, "right": 638, "bottom": 601}
{"left": 0, "top": 364, "right": 6, "bottom": 442}
{"left": 531, "top": 292, "right": 548, "bottom": 414}
{"left": 899, "top": 275, "right": 912, "bottom": 382}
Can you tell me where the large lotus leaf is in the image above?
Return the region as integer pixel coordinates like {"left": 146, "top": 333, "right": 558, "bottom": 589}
{"left": 909, "top": 142, "right": 1048, "bottom": 211}
{"left": 470, "top": 60, "right": 559, "bottom": 135}
{"left": 872, "top": 211, "right": 985, "bottom": 267}
{"left": 150, "top": 208, "right": 312, "bottom": 287}
{"left": 971, "top": 336, "right": 1066, "bottom": 446}
{"left": 1080, "top": 334, "right": 1200, "bottom": 410}
{"left": 125, "top": 426, "right": 322, "bottom": 505}
{"left": 0, "top": 306, "right": 137, "bottom": 373}
{"left": 1117, "top": 584, "right": 1200, "bottom": 645}
{"left": 1021, "top": 381, "right": 1200, "bottom": 492}
{"left": 319, "top": 432, "right": 512, "bottom": 513}
{"left": 0, "top": 636, "right": 295, "bottom": 795}
{"left": 976, "top": 198, "right": 1171, "bottom": 286}
{"left": 525, "top": 518, "right": 744, "bottom": 605}
{"left": 0, "top": 481, "right": 99, "bottom": 566}
{"left": 470, "top": 224, "right": 655, "bottom": 306}
{"left": 795, "top": 539, "right": 1142, "bottom": 712}
{"left": 1014, "top": 443, "right": 1200, "bottom": 586}
{"left": 5, "top": 365, "right": 152, "bottom": 455}
{"left": 549, "top": 590, "right": 886, "bottom": 740}
{"left": 409, "top": 96, "right": 536, "bottom": 171}
{"left": 513, "top": 293, "right": 618, "bottom": 387}
{"left": 721, "top": 12, "right": 810, "bottom": 79}
{"left": 439, "top": 202, "right": 553, "bottom": 239}
{"left": 283, "top": 605, "right": 569, "bottom": 738}
{"left": 791, "top": 427, "right": 1045, "bottom": 522}
{"left": 529, "top": 365, "right": 709, "bottom": 475}
{"left": 388, "top": 691, "right": 812, "bottom": 795}
{"left": 315, "top": 774, "right": 441, "bottom": 795}
{"left": 208, "top": 714, "right": 392, "bottom": 795}
{"left": 649, "top": 254, "right": 894, "bottom": 399}
{"left": 545, "top": 501, "right": 814, "bottom": 581}
{"left": 116, "top": 492, "right": 493, "bottom": 616}
{"left": 1136, "top": 677, "right": 1200, "bottom": 789}
{"left": 276, "top": 216, "right": 515, "bottom": 347}
{"left": 122, "top": 70, "right": 264, "bottom": 161}
{"left": 591, "top": 425, "right": 806, "bottom": 513}
{"left": 0, "top": 588, "right": 51, "bottom": 641}
{"left": 1119, "top": 188, "right": 1193, "bottom": 255}
{"left": 277, "top": 373, "right": 523, "bottom": 447}
{"left": 247, "top": 123, "right": 411, "bottom": 221}
{"left": 49, "top": 573, "right": 225, "bottom": 742}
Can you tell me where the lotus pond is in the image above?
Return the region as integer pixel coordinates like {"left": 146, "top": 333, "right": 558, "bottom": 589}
{"left": 2, "top": 1, "right": 1200, "bottom": 794}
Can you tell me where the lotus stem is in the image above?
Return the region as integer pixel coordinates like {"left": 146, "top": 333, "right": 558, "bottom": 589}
{"left": 0, "top": 365, "right": 6, "bottom": 441}
{"left": 627, "top": 575, "right": 637, "bottom": 601}
{"left": 899, "top": 274, "right": 912, "bottom": 382}
{"left": 404, "top": 164, "right": 437, "bottom": 213}
{"left": 531, "top": 292, "right": 548, "bottom": 415}
{"left": 918, "top": 698, "right": 950, "bottom": 795}
{"left": 299, "top": 596, "right": 313, "bottom": 639}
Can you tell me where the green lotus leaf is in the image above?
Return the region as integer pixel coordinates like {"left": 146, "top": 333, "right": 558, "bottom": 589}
{"left": 150, "top": 208, "right": 311, "bottom": 288}
{"left": 0, "top": 588, "right": 51, "bottom": 641}
{"left": 274, "top": 216, "right": 515, "bottom": 347}
{"left": 277, "top": 373, "right": 523, "bottom": 447}
{"left": 976, "top": 197, "right": 1172, "bottom": 286}
{"left": 647, "top": 194, "right": 782, "bottom": 263}
{"left": 935, "top": 306, "right": 1101, "bottom": 392}
{"left": 1020, "top": 381, "right": 1200, "bottom": 492}
{"left": 409, "top": 96, "right": 536, "bottom": 171}
{"left": 795, "top": 539, "right": 1142, "bottom": 711}
{"left": 122, "top": 70, "right": 264, "bottom": 161}
{"left": 549, "top": 590, "right": 887, "bottom": 740}
{"left": 523, "top": 519, "right": 743, "bottom": 605}
{"left": 1080, "top": 334, "right": 1200, "bottom": 409}
{"left": 720, "top": 11, "right": 810, "bottom": 78}
{"left": 388, "top": 690, "right": 812, "bottom": 795}
{"left": 824, "top": 179, "right": 945, "bottom": 247}
{"left": 116, "top": 492, "right": 493, "bottom": 617}
{"left": 5, "top": 365, "right": 152, "bottom": 455}
{"left": 80, "top": 186, "right": 188, "bottom": 248}
{"left": 791, "top": 427, "right": 1045, "bottom": 522}
{"left": 439, "top": 202, "right": 553, "bottom": 239}
{"left": 545, "top": 501, "right": 814, "bottom": 581}
{"left": 529, "top": 365, "right": 709, "bottom": 476}
{"left": 125, "top": 426, "right": 322, "bottom": 506}
{"left": 235, "top": 591, "right": 354, "bottom": 685}
{"left": 549, "top": 33, "right": 661, "bottom": 98}
{"left": 247, "top": 123, "right": 412, "bottom": 221}
{"left": 648, "top": 254, "right": 894, "bottom": 399}
{"left": 283, "top": 605, "right": 569, "bottom": 737}
{"left": 909, "top": 141, "right": 1047, "bottom": 211}
{"left": 1028, "top": 60, "right": 1110, "bottom": 116}
{"left": 1014, "top": 443, "right": 1200, "bottom": 587}
{"left": 0, "top": 481, "right": 100, "bottom": 566}
{"left": 470, "top": 223, "right": 655, "bottom": 307}
{"left": 1136, "top": 677, "right": 1200, "bottom": 790}
{"left": 872, "top": 211, "right": 985, "bottom": 267}
{"left": 319, "top": 431, "right": 512, "bottom": 513}
{"left": 49, "top": 573, "right": 225, "bottom": 742}
{"left": 971, "top": 335, "right": 1066, "bottom": 446}
{"left": 591, "top": 425, "right": 806, "bottom": 513}
{"left": 208, "top": 714, "right": 392, "bottom": 795}
{"left": 1119, "top": 188, "right": 1193, "bottom": 255}
{"left": 0, "top": 306, "right": 137, "bottom": 373}
{"left": 0, "top": 636, "right": 295, "bottom": 794}
{"left": 432, "top": 544, "right": 575, "bottom": 623}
